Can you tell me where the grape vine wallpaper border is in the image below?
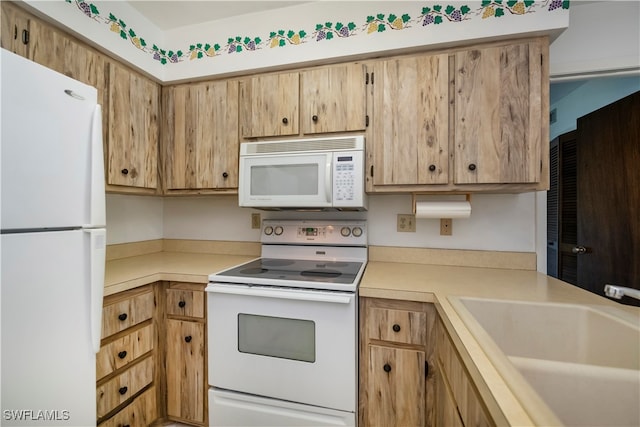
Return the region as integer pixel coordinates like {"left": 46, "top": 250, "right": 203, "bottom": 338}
{"left": 65, "top": 0, "right": 570, "bottom": 65}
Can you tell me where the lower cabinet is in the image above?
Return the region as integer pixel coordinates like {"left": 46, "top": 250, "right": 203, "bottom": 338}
{"left": 164, "top": 282, "right": 208, "bottom": 426}
{"left": 97, "top": 285, "right": 158, "bottom": 426}
{"left": 359, "top": 297, "right": 436, "bottom": 426}
{"left": 435, "top": 314, "right": 493, "bottom": 427}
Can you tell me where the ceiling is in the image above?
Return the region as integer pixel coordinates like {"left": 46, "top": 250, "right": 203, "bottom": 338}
{"left": 127, "top": 1, "right": 311, "bottom": 31}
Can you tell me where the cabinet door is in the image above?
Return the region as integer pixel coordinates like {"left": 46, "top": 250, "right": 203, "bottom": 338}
{"left": 371, "top": 54, "right": 450, "bottom": 186}
{"left": 366, "top": 345, "right": 425, "bottom": 427}
{"left": 166, "top": 319, "right": 205, "bottom": 424}
{"left": 301, "top": 63, "right": 367, "bottom": 134}
{"left": 108, "top": 62, "right": 159, "bottom": 189}
{"left": 164, "top": 80, "right": 239, "bottom": 190}
{"left": 239, "top": 72, "right": 299, "bottom": 138}
{"left": 435, "top": 365, "right": 465, "bottom": 427}
{"left": 0, "top": 2, "right": 30, "bottom": 57}
{"left": 455, "top": 40, "right": 543, "bottom": 184}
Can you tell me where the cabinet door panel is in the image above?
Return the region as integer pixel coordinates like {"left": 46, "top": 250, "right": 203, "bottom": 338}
{"left": 372, "top": 55, "right": 449, "bottom": 186}
{"left": 239, "top": 72, "right": 299, "bottom": 138}
{"left": 165, "top": 81, "right": 239, "bottom": 190}
{"left": 0, "top": 2, "right": 29, "bottom": 57}
{"left": 301, "top": 63, "right": 367, "bottom": 134}
{"left": 367, "top": 345, "right": 425, "bottom": 427}
{"left": 455, "top": 41, "right": 542, "bottom": 184}
{"left": 108, "top": 62, "right": 159, "bottom": 189}
{"left": 166, "top": 319, "right": 205, "bottom": 423}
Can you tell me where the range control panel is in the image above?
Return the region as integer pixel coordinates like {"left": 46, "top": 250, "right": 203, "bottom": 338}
{"left": 261, "top": 220, "right": 367, "bottom": 246}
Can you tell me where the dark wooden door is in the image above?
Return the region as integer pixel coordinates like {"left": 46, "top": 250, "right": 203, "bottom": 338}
{"left": 576, "top": 91, "right": 640, "bottom": 306}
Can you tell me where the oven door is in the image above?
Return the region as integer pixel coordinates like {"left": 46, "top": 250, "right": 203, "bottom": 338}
{"left": 238, "top": 153, "right": 333, "bottom": 208}
{"left": 206, "top": 283, "right": 356, "bottom": 412}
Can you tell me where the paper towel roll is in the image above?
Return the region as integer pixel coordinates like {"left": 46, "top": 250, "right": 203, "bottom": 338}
{"left": 414, "top": 201, "right": 471, "bottom": 219}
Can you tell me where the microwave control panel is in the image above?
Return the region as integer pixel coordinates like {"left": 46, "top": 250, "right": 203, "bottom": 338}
{"left": 333, "top": 151, "right": 364, "bottom": 207}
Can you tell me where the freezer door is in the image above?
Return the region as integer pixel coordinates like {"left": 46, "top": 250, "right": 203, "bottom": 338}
{"left": 0, "top": 49, "right": 104, "bottom": 230}
{"left": 1, "top": 230, "right": 102, "bottom": 426}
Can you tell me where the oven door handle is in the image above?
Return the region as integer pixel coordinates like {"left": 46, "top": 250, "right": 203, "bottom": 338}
{"left": 207, "top": 283, "right": 354, "bottom": 304}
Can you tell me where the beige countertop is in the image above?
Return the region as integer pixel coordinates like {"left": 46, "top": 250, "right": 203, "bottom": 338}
{"left": 105, "top": 246, "right": 639, "bottom": 426}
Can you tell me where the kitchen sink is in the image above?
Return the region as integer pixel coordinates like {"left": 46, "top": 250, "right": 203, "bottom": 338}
{"left": 449, "top": 297, "right": 640, "bottom": 426}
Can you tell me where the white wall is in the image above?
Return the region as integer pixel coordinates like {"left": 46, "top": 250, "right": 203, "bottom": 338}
{"left": 105, "top": 194, "right": 163, "bottom": 245}
{"left": 107, "top": 193, "right": 536, "bottom": 253}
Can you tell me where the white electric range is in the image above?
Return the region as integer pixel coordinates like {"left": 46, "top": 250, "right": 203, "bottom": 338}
{"left": 206, "top": 219, "right": 367, "bottom": 426}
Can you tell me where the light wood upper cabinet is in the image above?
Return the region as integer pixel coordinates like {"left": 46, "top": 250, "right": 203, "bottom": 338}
{"left": 240, "top": 63, "right": 367, "bottom": 139}
{"left": 1, "top": 1, "right": 30, "bottom": 57}
{"left": 301, "top": 63, "right": 367, "bottom": 134}
{"left": 454, "top": 39, "right": 544, "bottom": 185}
{"left": 371, "top": 54, "right": 450, "bottom": 187}
{"left": 107, "top": 62, "right": 160, "bottom": 189}
{"left": 239, "top": 72, "right": 299, "bottom": 138}
{"left": 163, "top": 80, "right": 239, "bottom": 191}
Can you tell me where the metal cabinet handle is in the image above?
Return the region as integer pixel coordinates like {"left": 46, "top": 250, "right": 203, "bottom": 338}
{"left": 572, "top": 246, "right": 588, "bottom": 254}
{"left": 119, "top": 386, "right": 128, "bottom": 395}
{"left": 185, "top": 335, "right": 192, "bottom": 343}
{"left": 178, "top": 301, "right": 186, "bottom": 308}
{"left": 118, "top": 351, "right": 127, "bottom": 359}
{"left": 392, "top": 324, "right": 401, "bottom": 332}
{"left": 118, "top": 313, "right": 127, "bottom": 321}
{"left": 383, "top": 363, "right": 392, "bottom": 373}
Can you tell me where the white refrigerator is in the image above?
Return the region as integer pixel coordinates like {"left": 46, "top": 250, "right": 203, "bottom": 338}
{"left": 1, "top": 49, "right": 105, "bottom": 426}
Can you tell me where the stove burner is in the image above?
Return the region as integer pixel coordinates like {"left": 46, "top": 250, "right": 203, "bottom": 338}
{"left": 300, "top": 269, "right": 342, "bottom": 278}
{"left": 261, "top": 259, "right": 295, "bottom": 267}
{"left": 241, "top": 268, "right": 268, "bottom": 275}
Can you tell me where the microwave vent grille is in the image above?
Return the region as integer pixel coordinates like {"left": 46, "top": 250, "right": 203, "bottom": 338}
{"left": 247, "top": 137, "right": 361, "bottom": 154}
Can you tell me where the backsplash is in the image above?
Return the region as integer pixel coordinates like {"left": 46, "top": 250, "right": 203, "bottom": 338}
{"left": 106, "top": 193, "right": 536, "bottom": 253}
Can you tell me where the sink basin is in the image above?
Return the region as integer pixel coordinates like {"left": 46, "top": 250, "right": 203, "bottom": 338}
{"left": 510, "top": 356, "right": 640, "bottom": 427}
{"left": 450, "top": 297, "right": 640, "bottom": 426}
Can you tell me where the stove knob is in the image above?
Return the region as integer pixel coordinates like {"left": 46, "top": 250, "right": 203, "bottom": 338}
{"left": 340, "top": 227, "right": 351, "bottom": 237}
{"left": 352, "top": 227, "right": 363, "bottom": 237}
{"left": 264, "top": 226, "right": 274, "bottom": 236}
{"left": 274, "top": 226, "right": 284, "bottom": 236}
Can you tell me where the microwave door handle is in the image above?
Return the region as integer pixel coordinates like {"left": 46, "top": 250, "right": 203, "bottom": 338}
{"left": 325, "top": 156, "right": 332, "bottom": 203}
{"left": 207, "top": 284, "right": 353, "bottom": 304}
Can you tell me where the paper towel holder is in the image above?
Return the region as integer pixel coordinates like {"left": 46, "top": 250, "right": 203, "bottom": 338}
{"left": 411, "top": 193, "right": 472, "bottom": 215}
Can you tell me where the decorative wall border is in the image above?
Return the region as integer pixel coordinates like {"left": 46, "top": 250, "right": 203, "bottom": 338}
{"left": 65, "top": 0, "right": 569, "bottom": 65}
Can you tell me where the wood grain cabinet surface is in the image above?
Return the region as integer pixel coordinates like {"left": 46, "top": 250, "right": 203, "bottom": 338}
{"left": 107, "top": 61, "right": 160, "bottom": 191}
{"left": 367, "top": 37, "right": 549, "bottom": 193}
{"left": 359, "top": 297, "right": 436, "bottom": 427}
{"left": 97, "top": 285, "right": 158, "bottom": 426}
{"left": 163, "top": 282, "right": 208, "bottom": 426}
{"left": 240, "top": 63, "right": 367, "bottom": 139}
{"left": 435, "top": 315, "right": 493, "bottom": 427}
{"left": 370, "top": 54, "right": 450, "bottom": 188}
{"left": 163, "top": 80, "right": 240, "bottom": 192}
{"left": 454, "top": 39, "right": 545, "bottom": 186}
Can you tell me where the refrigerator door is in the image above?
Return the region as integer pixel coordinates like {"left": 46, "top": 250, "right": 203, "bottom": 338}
{"left": 0, "top": 49, "right": 103, "bottom": 231}
{"left": 1, "top": 229, "right": 104, "bottom": 426}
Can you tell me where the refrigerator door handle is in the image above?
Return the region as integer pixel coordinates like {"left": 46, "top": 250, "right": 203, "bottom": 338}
{"left": 88, "top": 104, "right": 106, "bottom": 228}
{"left": 85, "top": 228, "right": 106, "bottom": 353}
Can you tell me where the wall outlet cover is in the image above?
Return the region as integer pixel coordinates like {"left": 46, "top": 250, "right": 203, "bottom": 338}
{"left": 251, "top": 213, "right": 261, "bottom": 229}
{"left": 397, "top": 214, "right": 416, "bottom": 232}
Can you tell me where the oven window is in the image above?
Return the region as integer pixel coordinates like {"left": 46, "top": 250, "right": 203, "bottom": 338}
{"left": 237, "top": 314, "right": 316, "bottom": 363}
{"left": 250, "top": 164, "right": 319, "bottom": 196}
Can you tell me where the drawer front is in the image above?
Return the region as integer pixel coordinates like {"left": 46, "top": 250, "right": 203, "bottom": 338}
{"left": 97, "top": 324, "right": 154, "bottom": 380}
{"left": 102, "top": 291, "right": 154, "bottom": 339}
{"left": 98, "top": 385, "right": 157, "bottom": 427}
{"left": 96, "top": 356, "right": 154, "bottom": 418}
{"left": 166, "top": 288, "right": 204, "bottom": 318}
{"left": 367, "top": 307, "right": 426, "bottom": 345}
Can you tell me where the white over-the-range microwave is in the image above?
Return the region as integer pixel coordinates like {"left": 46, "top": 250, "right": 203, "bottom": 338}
{"left": 238, "top": 135, "right": 367, "bottom": 211}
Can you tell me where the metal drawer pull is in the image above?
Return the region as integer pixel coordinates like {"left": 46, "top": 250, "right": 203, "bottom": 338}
{"left": 178, "top": 300, "right": 186, "bottom": 308}
{"left": 118, "top": 386, "right": 128, "bottom": 395}
{"left": 118, "top": 313, "right": 127, "bottom": 321}
{"left": 392, "top": 324, "right": 401, "bottom": 332}
{"left": 383, "top": 364, "right": 392, "bottom": 373}
{"left": 118, "top": 351, "right": 127, "bottom": 359}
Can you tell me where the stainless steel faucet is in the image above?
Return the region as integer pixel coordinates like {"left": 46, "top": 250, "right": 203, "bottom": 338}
{"left": 604, "top": 284, "right": 640, "bottom": 301}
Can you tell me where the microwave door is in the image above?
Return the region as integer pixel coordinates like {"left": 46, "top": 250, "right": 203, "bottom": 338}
{"left": 240, "top": 153, "right": 332, "bottom": 208}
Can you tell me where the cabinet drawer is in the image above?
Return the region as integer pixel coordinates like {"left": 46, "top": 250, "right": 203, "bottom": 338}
{"left": 366, "top": 306, "right": 426, "bottom": 345}
{"left": 96, "top": 356, "right": 154, "bottom": 418}
{"left": 97, "top": 324, "right": 154, "bottom": 380}
{"left": 102, "top": 291, "right": 154, "bottom": 339}
{"left": 98, "top": 385, "right": 157, "bottom": 427}
{"left": 166, "top": 287, "right": 204, "bottom": 318}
